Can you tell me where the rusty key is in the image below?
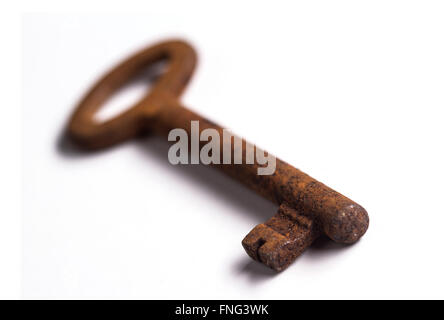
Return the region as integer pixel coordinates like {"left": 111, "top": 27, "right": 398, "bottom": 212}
{"left": 67, "top": 40, "right": 369, "bottom": 271}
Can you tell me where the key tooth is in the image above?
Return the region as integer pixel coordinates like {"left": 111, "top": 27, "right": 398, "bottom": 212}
{"left": 242, "top": 203, "right": 320, "bottom": 271}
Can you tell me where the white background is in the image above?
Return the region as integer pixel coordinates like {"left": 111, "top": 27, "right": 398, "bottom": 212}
{"left": 7, "top": 1, "right": 444, "bottom": 299}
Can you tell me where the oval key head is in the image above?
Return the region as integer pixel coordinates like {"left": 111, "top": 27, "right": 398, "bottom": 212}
{"left": 67, "top": 40, "right": 197, "bottom": 149}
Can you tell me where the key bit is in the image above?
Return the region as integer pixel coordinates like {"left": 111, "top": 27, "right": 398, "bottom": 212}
{"left": 242, "top": 203, "right": 320, "bottom": 271}
{"left": 66, "top": 39, "right": 369, "bottom": 272}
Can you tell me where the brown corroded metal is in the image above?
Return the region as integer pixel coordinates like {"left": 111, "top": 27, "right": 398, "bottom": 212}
{"left": 67, "top": 39, "right": 369, "bottom": 271}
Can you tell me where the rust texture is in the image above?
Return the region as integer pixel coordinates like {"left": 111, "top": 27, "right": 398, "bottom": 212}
{"left": 67, "top": 39, "right": 369, "bottom": 271}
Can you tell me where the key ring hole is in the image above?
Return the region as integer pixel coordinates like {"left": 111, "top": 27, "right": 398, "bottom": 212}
{"left": 93, "top": 60, "right": 167, "bottom": 123}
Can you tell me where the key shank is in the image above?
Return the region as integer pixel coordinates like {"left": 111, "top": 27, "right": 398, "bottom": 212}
{"left": 146, "top": 94, "right": 369, "bottom": 271}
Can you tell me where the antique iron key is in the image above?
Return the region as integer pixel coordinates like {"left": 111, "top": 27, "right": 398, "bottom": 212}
{"left": 67, "top": 40, "right": 369, "bottom": 271}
